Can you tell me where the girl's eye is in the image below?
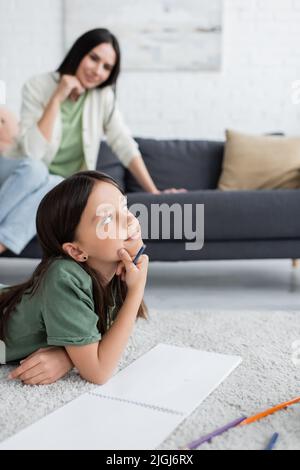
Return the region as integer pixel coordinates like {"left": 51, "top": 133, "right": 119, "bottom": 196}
{"left": 90, "top": 54, "right": 98, "bottom": 62}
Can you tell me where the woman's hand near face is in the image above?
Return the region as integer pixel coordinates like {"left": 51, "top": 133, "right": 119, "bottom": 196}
{"left": 38, "top": 74, "right": 85, "bottom": 141}
{"left": 161, "top": 188, "right": 188, "bottom": 194}
{"left": 8, "top": 347, "right": 73, "bottom": 385}
{"left": 53, "top": 75, "right": 85, "bottom": 103}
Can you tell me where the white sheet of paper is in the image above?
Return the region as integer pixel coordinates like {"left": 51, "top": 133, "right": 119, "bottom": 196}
{"left": 0, "top": 344, "right": 242, "bottom": 450}
{"left": 95, "top": 344, "right": 242, "bottom": 415}
{"left": 0, "top": 394, "right": 183, "bottom": 450}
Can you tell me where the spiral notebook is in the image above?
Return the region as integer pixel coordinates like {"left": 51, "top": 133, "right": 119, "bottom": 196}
{"left": 0, "top": 344, "right": 242, "bottom": 450}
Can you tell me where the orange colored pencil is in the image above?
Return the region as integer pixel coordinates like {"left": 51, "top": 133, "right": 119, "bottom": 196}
{"left": 240, "top": 396, "right": 300, "bottom": 426}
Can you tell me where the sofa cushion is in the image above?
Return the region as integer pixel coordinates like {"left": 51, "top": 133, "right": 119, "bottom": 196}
{"left": 125, "top": 138, "right": 224, "bottom": 192}
{"left": 127, "top": 189, "right": 300, "bottom": 242}
{"left": 200, "top": 189, "right": 300, "bottom": 241}
{"left": 218, "top": 129, "right": 300, "bottom": 190}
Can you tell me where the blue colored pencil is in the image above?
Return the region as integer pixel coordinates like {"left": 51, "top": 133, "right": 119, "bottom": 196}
{"left": 133, "top": 244, "right": 147, "bottom": 265}
{"left": 265, "top": 433, "right": 279, "bottom": 451}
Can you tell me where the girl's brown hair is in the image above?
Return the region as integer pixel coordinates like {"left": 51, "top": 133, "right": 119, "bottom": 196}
{"left": 0, "top": 171, "right": 147, "bottom": 341}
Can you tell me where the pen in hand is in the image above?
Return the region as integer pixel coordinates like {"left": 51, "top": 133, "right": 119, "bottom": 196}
{"left": 133, "top": 244, "right": 147, "bottom": 265}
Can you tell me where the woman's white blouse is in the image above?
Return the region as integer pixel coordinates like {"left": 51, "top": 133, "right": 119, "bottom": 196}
{"left": 6, "top": 72, "right": 141, "bottom": 170}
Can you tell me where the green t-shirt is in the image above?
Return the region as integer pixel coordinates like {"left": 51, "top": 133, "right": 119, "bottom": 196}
{"left": 3, "top": 259, "right": 119, "bottom": 363}
{"left": 49, "top": 93, "right": 87, "bottom": 178}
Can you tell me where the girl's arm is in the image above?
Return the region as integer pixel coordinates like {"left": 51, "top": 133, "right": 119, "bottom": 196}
{"left": 66, "top": 249, "right": 148, "bottom": 385}
{"left": 10, "top": 288, "right": 143, "bottom": 385}
{"left": 65, "top": 289, "right": 142, "bottom": 385}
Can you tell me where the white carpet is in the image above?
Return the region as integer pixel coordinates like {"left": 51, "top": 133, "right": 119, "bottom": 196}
{"left": 0, "top": 309, "right": 300, "bottom": 450}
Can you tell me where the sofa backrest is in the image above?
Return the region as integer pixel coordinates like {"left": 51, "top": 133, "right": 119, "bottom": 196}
{"left": 96, "top": 141, "right": 127, "bottom": 191}
{"left": 97, "top": 138, "right": 225, "bottom": 193}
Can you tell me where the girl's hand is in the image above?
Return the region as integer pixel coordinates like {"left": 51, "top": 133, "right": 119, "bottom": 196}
{"left": 8, "top": 347, "right": 73, "bottom": 385}
{"left": 116, "top": 248, "right": 149, "bottom": 296}
{"left": 53, "top": 75, "right": 85, "bottom": 103}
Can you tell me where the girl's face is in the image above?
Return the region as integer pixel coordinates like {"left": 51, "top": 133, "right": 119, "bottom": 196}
{"left": 76, "top": 43, "right": 117, "bottom": 89}
{"left": 74, "top": 181, "right": 143, "bottom": 264}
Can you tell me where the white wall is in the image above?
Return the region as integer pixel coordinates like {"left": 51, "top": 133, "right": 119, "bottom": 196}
{"left": 117, "top": 0, "right": 300, "bottom": 139}
{"left": 0, "top": 0, "right": 63, "bottom": 114}
{"left": 0, "top": 0, "right": 300, "bottom": 140}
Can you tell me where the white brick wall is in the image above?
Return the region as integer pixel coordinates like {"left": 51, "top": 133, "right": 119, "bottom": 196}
{"left": 118, "top": 0, "right": 300, "bottom": 139}
{"left": 0, "top": 0, "right": 300, "bottom": 140}
{"left": 0, "top": 0, "right": 63, "bottom": 114}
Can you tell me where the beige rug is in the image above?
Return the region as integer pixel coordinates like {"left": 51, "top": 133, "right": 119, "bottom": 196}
{"left": 0, "top": 309, "right": 300, "bottom": 450}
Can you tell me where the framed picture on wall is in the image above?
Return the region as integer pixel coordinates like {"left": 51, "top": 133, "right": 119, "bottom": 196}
{"left": 65, "top": 0, "right": 223, "bottom": 71}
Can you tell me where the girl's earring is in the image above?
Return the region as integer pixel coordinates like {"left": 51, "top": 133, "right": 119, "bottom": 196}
{"left": 83, "top": 256, "right": 88, "bottom": 262}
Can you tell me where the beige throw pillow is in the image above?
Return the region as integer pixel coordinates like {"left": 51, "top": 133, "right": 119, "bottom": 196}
{"left": 218, "top": 129, "right": 300, "bottom": 190}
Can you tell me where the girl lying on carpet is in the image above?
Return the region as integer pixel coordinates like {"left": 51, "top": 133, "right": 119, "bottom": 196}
{"left": 0, "top": 171, "right": 149, "bottom": 385}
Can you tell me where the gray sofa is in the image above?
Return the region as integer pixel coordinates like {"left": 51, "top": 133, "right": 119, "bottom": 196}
{"left": 2, "top": 137, "right": 300, "bottom": 262}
